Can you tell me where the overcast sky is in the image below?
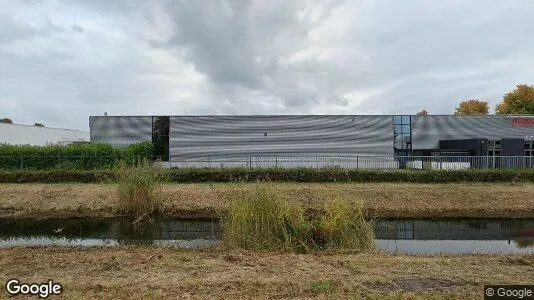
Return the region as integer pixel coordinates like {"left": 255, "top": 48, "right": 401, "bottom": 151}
{"left": 1, "top": 0, "right": 533, "bottom": 131}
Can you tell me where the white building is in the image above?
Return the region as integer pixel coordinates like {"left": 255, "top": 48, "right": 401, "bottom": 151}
{"left": 0, "top": 123, "right": 89, "bottom": 146}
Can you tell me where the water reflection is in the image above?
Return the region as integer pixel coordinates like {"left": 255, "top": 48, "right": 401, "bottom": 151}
{"left": 0, "top": 217, "right": 533, "bottom": 254}
{"left": 0, "top": 217, "right": 220, "bottom": 247}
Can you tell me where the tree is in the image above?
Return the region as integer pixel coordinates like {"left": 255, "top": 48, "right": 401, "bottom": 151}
{"left": 454, "top": 100, "right": 489, "bottom": 115}
{"left": 495, "top": 84, "right": 534, "bottom": 115}
{"left": 34, "top": 123, "right": 45, "bottom": 127}
{"left": 416, "top": 110, "right": 428, "bottom": 116}
{"left": 0, "top": 117, "right": 13, "bottom": 124}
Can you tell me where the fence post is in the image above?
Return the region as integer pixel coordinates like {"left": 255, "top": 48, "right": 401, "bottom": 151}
{"left": 249, "top": 155, "right": 252, "bottom": 170}
{"left": 275, "top": 155, "right": 278, "bottom": 168}
{"left": 356, "top": 156, "right": 359, "bottom": 170}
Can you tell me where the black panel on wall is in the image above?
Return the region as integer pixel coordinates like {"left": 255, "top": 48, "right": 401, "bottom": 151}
{"left": 501, "top": 138, "right": 525, "bottom": 156}
{"left": 439, "top": 139, "right": 488, "bottom": 156}
{"left": 152, "top": 116, "right": 170, "bottom": 161}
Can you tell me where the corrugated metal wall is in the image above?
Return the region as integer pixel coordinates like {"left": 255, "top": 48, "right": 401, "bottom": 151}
{"left": 169, "top": 116, "right": 394, "bottom": 164}
{"left": 89, "top": 116, "right": 152, "bottom": 148}
{"left": 412, "top": 115, "right": 534, "bottom": 150}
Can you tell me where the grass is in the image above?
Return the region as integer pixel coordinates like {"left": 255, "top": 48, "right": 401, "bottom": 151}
{"left": 115, "top": 161, "right": 168, "bottom": 219}
{"left": 321, "top": 197, "right": 375, "bottom": 251}
{"left": 1, "top": 246, "right": 532, "bottom": 299}
{"left": 221, "top": 188, "right": 375, "bottom": 253}
{"left": 221, "top": 188, "right": 313, "bottom": 252}
{"left": 1, "top": 182, "right": 533, "bottom": 219}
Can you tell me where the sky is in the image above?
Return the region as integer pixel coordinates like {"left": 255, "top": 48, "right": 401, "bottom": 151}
{"left": 1, "top": 0, "right": 533, "bottom": 131}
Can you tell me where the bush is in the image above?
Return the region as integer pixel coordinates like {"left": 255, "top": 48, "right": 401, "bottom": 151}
{"left": 167, "top": 168, "right": 534, "bottom": 183}
{"left": 221, "top": 189, "right": 375, "bottom": 253}
{"left": 0, "top": 170, "right": 116, "bottom": 183}
{"left": 0, "top": 168, "right": 533, "bottom": 183}
{"left": 115, "top": 161, "right": 168, "bottom": 219}
{"left": 221, "top": 188, "right": 312, "bottom": 252}
{"left": 0, "top": 142, "right": 154, "bottom": 170}
{"left": 320, "top": 197, "right": 375, "bottom": 251}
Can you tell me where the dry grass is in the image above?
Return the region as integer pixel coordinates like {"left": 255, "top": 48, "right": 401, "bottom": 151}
{"left": 0, "top": 182, "right": 533, "bottom": 219}
{"left": 115, "top": 162, "right": 167, "bottom": 219}
{"left": 0, "top": 246, "right": 533, "bottom": 299}
{"left": 221, "top": 189, "right": 375, "bottom": 252}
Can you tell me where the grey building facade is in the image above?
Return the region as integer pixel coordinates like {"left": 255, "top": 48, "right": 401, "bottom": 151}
{"left": 89, "top": 115, "right": 534, "bottom": 168}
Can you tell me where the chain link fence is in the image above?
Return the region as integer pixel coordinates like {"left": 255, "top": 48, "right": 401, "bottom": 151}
{"left": 169, "top": 155, "right": 534, "bottom": 170}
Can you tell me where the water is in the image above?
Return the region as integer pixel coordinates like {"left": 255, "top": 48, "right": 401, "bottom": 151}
{"left": 1, "top": 217, "right": 533, "bottom": 254}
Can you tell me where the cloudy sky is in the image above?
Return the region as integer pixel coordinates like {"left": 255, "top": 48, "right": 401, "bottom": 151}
{"left": 1, "top": 0, "right": 533, "bottom": 131}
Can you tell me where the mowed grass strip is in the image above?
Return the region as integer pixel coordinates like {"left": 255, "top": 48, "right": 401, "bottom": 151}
{"left": 0, "top": 182, "right": 533, "bottom": 219}
{"left": 0, "top": 246, "right": 533, "bottom": 299}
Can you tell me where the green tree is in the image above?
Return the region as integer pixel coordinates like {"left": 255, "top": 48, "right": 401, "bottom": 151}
{"left": 495, "top": 84, "right": 534, "bottom": 114}
{"left": 0, "top": 117, "right": 13, "bottom": 124}
{"left": 454, "top": 100, "right": 489, "bottom": 115}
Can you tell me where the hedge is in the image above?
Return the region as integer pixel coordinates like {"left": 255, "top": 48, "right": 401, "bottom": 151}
{"left": 1, "top": 168, "right": 533, "bottom": 183}
{"left": 0, "top": 142, "right": 154, "bottom": 170}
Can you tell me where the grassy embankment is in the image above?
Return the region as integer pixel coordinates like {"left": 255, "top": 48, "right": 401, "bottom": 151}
{"left": 0, "top": 246, "right": 533, "bottom": 299}
{"left": 0, "top": 182, "right": 533, "bottom": 219}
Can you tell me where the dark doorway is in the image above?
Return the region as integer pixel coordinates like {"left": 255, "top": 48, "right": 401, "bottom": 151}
{"left": 152, "top": 116, "right": 170, "bottom": 161}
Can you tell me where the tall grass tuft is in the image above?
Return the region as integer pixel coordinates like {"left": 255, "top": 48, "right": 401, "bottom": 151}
{"left": 321, "top": 197, "right": 375, "bottom": 251}
{"left": 221, "top": 188, "right": 312, "bottom": 252}
{"left": 115, "top": 160, "right": 168, "bottom": 219}
{"left": 221, "top": 188, "right": 375, "bottom": 253}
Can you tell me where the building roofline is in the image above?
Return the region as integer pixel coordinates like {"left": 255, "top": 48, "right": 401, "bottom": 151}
{"left": 89, "top": 114, "right": 534, "bottom": 118}
{"left": 0, "top": 122, "right": 88, "bottom": 133}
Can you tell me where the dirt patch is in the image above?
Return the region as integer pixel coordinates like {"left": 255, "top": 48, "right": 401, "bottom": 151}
{"left": 393, "top": 278, "right": 468, "bottom": 292}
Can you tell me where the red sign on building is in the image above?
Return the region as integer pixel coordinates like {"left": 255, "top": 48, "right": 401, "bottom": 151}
{"left": 512, "top": 118, "right": 534, "bottom": 127}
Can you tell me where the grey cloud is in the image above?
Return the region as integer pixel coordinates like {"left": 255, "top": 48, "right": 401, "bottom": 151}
{"left": 1, "top": 0, "right": 533, "bottom": 130}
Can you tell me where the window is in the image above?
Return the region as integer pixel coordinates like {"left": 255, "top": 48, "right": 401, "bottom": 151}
{"left": 487, "top": 140, "right": 501, "bottom": 157}
{"left": 393, "top": 115, "right": 411, "bottom": 152}
{"left": 525, "top": 141, "right": 534, "bottom": 157}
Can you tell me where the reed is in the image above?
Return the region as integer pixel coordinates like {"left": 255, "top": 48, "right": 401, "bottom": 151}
{"left": 115, "top": 160, "right": 168, "bottom": 219}
{"left": 221, "top": 188, "right": 312, "bottom": 252}
{"left": 221, "top": 188, "right": 375, "bottom": 253}
{"left": 320, "top": 197, "right": 375, "bottom": 251}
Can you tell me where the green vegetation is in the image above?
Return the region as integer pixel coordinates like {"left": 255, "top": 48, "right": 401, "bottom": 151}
{"left": 222, "top": 188, "right": 311, "bottom": 252}
{"left": 221, "top": 188, "right": 375, "bottom": 253}
{"left": 167, "top": 168, "right": 534, "bottom": 183}
{"left": 496, "top": 84, "right": 534, "bottom": 114}
{"left": 321, "top": 197, "right": 375, "bottom": 251}
{"left": 1, "top": 168, "right": 534, "bottom": 183}
{"left": 0, "top": 142, "right": 153, "bottom": 170}
{"left": 115, "top": 161, "right": 168, "bottom": 219}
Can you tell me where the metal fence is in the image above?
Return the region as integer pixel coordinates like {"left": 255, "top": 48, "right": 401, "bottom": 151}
{"left": 169, "top": 155, "right": 534, "bottom": 170}
{"left": 1, "top": 155, "right": 533, "bottom": 170}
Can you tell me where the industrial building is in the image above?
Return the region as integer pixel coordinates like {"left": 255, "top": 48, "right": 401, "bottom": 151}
{"left": 89, "top": 115, "right": 534, "bottom": 169}
{"left": 0, "top": 123, "right": 89, "bottom": 146}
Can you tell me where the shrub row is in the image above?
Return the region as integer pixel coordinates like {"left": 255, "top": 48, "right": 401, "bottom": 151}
{"left": 0, "top": 170, "right": 116, "bottom": 183}
{"left": 1, "top": 168, "right": 533, "bottom": 183}
{"left": 0, "top": 142, "right": 154, "bottom": 170}
{"left": 168, "top": 168, "right": 534, "bottom": 183}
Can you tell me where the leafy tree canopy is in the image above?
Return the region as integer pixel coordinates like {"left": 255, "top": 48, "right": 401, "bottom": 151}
{"left": 454, "top": 100, "right": 489, "bottom": 115}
